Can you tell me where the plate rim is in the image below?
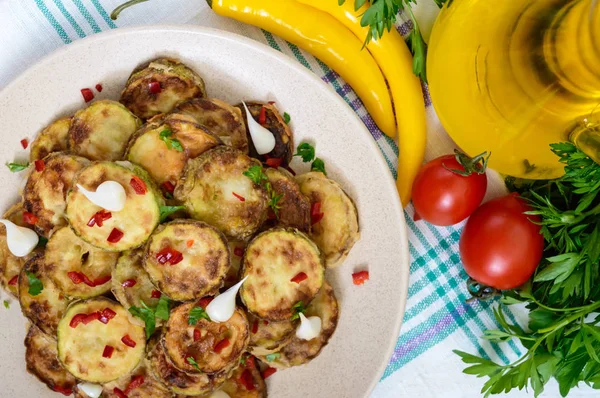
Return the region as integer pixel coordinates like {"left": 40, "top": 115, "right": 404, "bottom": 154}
{"left": 0, "top": 24, "right": 410, "bottom": 397}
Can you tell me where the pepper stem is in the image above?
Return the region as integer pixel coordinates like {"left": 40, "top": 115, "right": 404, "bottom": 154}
{"left": 465, "top": 278, "right": 501, "bottom": 303}
{"left": 443, "top": 149, "right": 491, "bottom": 177}
{"left": 110, "top": 0, "right": 150, "bottom": 20}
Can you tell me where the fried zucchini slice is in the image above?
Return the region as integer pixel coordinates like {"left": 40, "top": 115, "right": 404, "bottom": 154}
{"left": 144, "top": 220, "right": 229, "bottom": 301}
{"left": 296, "top": 172, "right": 360, "bottom": 268}
{"left": 174, "top": 146, "right": 269, "bottom": 240}
{"left": 23, "top": 152, "right": 90, "bottom": 237}
{"left": 45, "top": 226, "right": 118, "bottom": 298}
{"left": 216, "top": 361, "right": 267, "bottom": 398}
{"left": 263, "top": 281, "right": 339, "bottom": 368}
{"left": 264, "top": 167, "right": 311, "bottom": 232}
{"left": 126, "top": 112, "right": 221, "bottom": 185}
{"left": 174, "top": 98, "right": 248, "bottom": 153}
{"left": 240, "top": 228, "right": 324, "bottom": 321}
{"left": 163, "top": 303, "right": 249, "bottom": 374}
{"left": 25, "top": 325, "right": 77, "bottom": 395}
{"left": 19, "top": 254, "right": 70, "bottom": 336}
{"left": 0, "top": 203, "right": 31, "bottom": 296}
{"left": 30, "top": 117, "right": 71, "bottom": 161}
{"left": 66, "top": 162, "right": 163, "bottom": 251}
{"left": 247, "top": 312, "right": 297, "bottom": 356}
{"left": 120, "top": 57, "right": 207, "bottom": 120}
{"left": 95, "top": 363, "right": 173, "bottom": 398}
{"left": 69, "top": 100, "right": 141, "bottom": 161}
{"left": 112, "top": 249, "right": 162, "bottom": 310}
{"left": 57, "top": 297, "right": 146, "bottom": 383}
{"left": 237, "top": 102, "right": 293, "bottom": 166}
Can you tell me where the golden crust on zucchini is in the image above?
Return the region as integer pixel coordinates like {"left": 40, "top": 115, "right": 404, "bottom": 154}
{"left": 29, "top": 117, "right": 72, "bottom": 161}
{"left": 120, "top": 57, "right": 207, "bottom": 120}
{"left": 0, "top": 203, "right": 31, "bottom": 297}
{"left": 112, "top": 249, "right": 162, "bottom": 310}
{"left": 240, "top": 228, "right": 324, "bottom": 321}
{"left": 23, "top": 152, "right": 90, "bottom": 237}
{"left": 265, "top": 167, "right": 311, "bottom": 232}
{"left": 69, "top": 100, "right": 141, "bottom": 161}
{"left": 19, "top": 254, "right": 70, "bottom": 336}
{"left": 247, "top": 312, "right": 297, "bottom": 355}
{"left": 174, "top": 146, "right": 269, "bottom": 240}
{"left": 296, "top": 172, "right": 360, "bottom": 268}
{"left": 216, "top": 361, "right": 267, "bottom": 398}
{"left": 57, "top": 297, "right": 146, "bottom": 383}
{"left": 163, "top": 303, "right": 249, "bottom": 374}
{"left": 25, "top": 325, "right": 77, "bottom": 395}
{"left": 126, "top": 112, "right": 221, "bottom": 185}
{"left": 174, "top": 98, "right": 248, "bottom": 153}
{"left": 66, "top": 162, "right": 163, "bottom": 251}
{"left": 45, "top": 226, "right": 118, "bottom": 299}
{"left": 144, "top": 220, "right": 229, "bottom": 301}
{"left": 95, "top": 363, "right": 173, "bottom": 398}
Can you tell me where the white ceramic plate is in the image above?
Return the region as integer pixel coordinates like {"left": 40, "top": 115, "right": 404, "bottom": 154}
{"left": 0, "top": 26, "right": 409, "bottom": 398}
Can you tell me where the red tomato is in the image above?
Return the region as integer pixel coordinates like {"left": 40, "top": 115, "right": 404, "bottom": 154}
{"left": 459, "top": 194, "right": 544, "bottom": 290}
{"left": 412, "top": 153, "right": 488, "bottom": 226}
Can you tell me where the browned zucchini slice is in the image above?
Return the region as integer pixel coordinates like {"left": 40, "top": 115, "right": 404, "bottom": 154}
{"left": 240, "top": 228, "right": 324, "bottom": 321}
{"left": 247, "top": 312, "right": 297, "bottom": 356}
{"left": 174, "top": 146, "right": 269, "bottom": 240}
{"left": 45, "top": 226, "right": 118, "bottom": 299}
{"left": 162, "top": 302, "right": 249, "bottom": 374}
{"left": 264, "top": 167, "right": 311, "bottom": 232}
{"left": 25, "top": 325, "right": 77, "bottom": 395}
{"left": 92, "top": 363, "right": 173, "bottom": 398}
{"left": 174, "top": 98, "right": 248, "bottom": 153}
{"left": 144, "top": 220, "right": 229, "bottom": 301}
{"left": 23, "top": 152, "right": 90, "bottom": 237}
{"left": 112, "top": 249, "right": 162, "bottom": 310}
{"left": 216, "top": 360, "right": 267, "bottom": 398}
{"left": 262, "top": 281, "right": 339, "bottom": 368}
{"left": 0, "top": 203, "right": 31, "bottom": 296}
{"left": 296, "top": 171, "right": 360, "bottom": 268}
{"left": 29, "top": 117, "right": 71, "bottom": 161}
{"left": 236, "top": 101, "right": 293, "bottom": 166}
{"left": 69, "top": 100, "right": 141, "bottom": 161}
{"left": 19, "top": 254, "right": 70, "bottom": 336}
{"left": 66, "top": 162, "right": 163, "bottom": 251}
{"left": 57, "top": 297, "right": 146, "bottom": 383}
{"left": 120, "top": 57, "right": 207, "bottom": 120}
{"left": 126, "top": 112, "right": 221, "bottom": 185}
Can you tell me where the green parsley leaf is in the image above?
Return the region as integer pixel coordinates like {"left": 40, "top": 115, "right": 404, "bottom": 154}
{"left": 265, "top": 353, "right": 280, "bottom": 362}
{"left": 155, "top": 295, "right": 171, "bottom": 321}
{"left": 294, "top": 143, "right": 316, "bottom": 163}
{"left": 283, "top": 112, "right": 291, "bottom": 124}
{"left": 159, "top": 205, "right": 187, "bottom": 222}
{"left": 159, "top": 129, "right": 184, "bottom": 152}
{"left": 36, "top": 236, "right": 48, "bottom": 248}
{"left": 26, "top": 272, "right": 43, "bottom": 296}
{"left": 240, "top": 354, "right": 248, "bottom": 366}
{"left": 291, "top": 301, "right": 306, "bottom": 321}
{"left": 243, "top": 165, "right": 282, "bottom": 218}
{"left": 6, "top": 162, "right": 29, "bottom": 172}
{"left": 243, "top": 165, "right": 268, "bottom": 185}
{"left": 311, "top": 158, "right": 327, "bottom": 175}
{"left": 188, "top": 306, "right": 211, "bottom": 325}
{"left": 3, "top": 300, "right": 9, "bottom": 309}
{"left": 129, "top": 302, "right": 156, "bottom": 339}
{"left": 187, "top": 356, "right": 201, "bottom": 371}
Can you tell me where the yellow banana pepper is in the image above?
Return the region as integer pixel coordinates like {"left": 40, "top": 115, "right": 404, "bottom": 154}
{"left": 296, "top": 0, "right": 427, "bottom": 207}
{"left": 207, "top": 0, "right": 397, "bottom": 139}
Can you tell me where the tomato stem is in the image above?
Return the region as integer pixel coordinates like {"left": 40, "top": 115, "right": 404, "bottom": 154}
{"left": 444, "top": 150, "right": 490, "bottom": 177}
{"left": 465, "top": 277, "right": 501, "bottom": 303}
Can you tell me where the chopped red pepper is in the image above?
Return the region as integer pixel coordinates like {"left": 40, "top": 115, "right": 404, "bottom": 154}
{"left": 186, "top": 239, "right": 194, "bottom": 248}
{"left": 113, "top": 387, "right": 127, "bottom": 398}
{"left": 156, "top": 247, "right": 183, "bottom": 265}
{"left": 161, "top": 181, "right": 175, "bottom": 194}
{"left": 193, "top": 328, "right": 201, "bottom": 342}
{"left": 67, "top": 271, "right": 83, "bottom": 284}
{"left": 102, "top": 345, "right": 114, "bottom": 359}
{"left": 198, "top": 297, "right": 213, "bottom": 309}
{"left": 69, "top": 313, "right": 87, "bottom": 328}
{"left": 151, "top": 290, "right": 162, "bottom": 299}
{"left": 262, "top": 366, "right": 277, "bottom": 379}
{"left": 121, "top": 334, "right": 137, "bottom": 348}
{"left": 264, "top": 320, "right": 269, "bottom": 325}
{"left": 244, "top": 355, "right": 256, "bottom": 369}
{"left": 352, "top": 270, "right": 370, "bottom": 285}
{"left": 291, "top": 272, "right": 308, "bottom": 284}
{"left": 265, "top": 157, "right": 282, "bottom": 168}
{"left": 81, "top": 88, "right": 94, "bottom": 103}
{"left": 148, "top": 81, "right": 162, "bottom": 94}
{"left": 99, "top": 308, "right": 117, "bottom": 324}
{"left": 124, "top": 375, "right": 144, "bottom": 394}
{"left": 251, "top": 320, "right": 259, "bottom": 334}
{"left": 310, "top": 202, "right": 324, "bottom": 225}
{"left": 107, "top": 228, "right": 124, "bottom": 243}
{"left": 268, "top": 101, "right": 276, "bottom": 105}
{"left": 130, "top": 176, "right": 147, "bottom": 195}
{"left": 239, "top": 369, "right": 256, "bottom": 391}
{"left": 83, "top": 311, "right": 101, "bottom": 325}
{"left": 234, "top": 247, "right": 244, "bottom": 257}
{"left": 22, "top": 212, "right": 38, "bottom": 225}
{"left": 214, "top": 338, "right": 230, "bottom": 354}
{"left": 92, "top": 275, "right": 112, "bottom": 287}
{"left": 52, "top": 385, "right": 73, "bottom": 396}
{"left": 34, "top": 159, "right": 45, "bottom": 172}
{"left": 121, "top": 279, "right": 137, "bottom": 288}
{"left": 20, "top": 139, "right": 28, "bottom": 149}
{"left": 232, "top": 192, "right": 246, "bottom": 202}
{"left": 258, "top": 106, "right": 267, "bottom": 125}
{"left": 8, "top": 275, "right": 18, "bottom": 286}
{"left": 95, "top": 83, "right": 103, "bottom": 92}
{"left": 87, "top": 209, "right": 112, "bottom": 228}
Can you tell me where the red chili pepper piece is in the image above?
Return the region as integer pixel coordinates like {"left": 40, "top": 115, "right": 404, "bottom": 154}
{"left": 81, "top": 88, "right": 94, "bottom": 103}
{"left": 151, "top": 290, "right": 162, "bottom": 299}
{"left": 156, "top": 247, "right": 183, "bottom": 265}
{"left": 22, "top": 212, "right": 38, "bottom": 225}
{"left": 107, "top": 228, "right": 124, "bottom": 243}
{"left": 258, "top": 106, "right": 267, "bottom": 125}
{"left": 67, "top": 271, "right": 84, "bottom": 284}
{"left": 95, "top": 83, "right": 103, "bottom": 92}
{"left": 99, "top": 307, "right": 117, "bottom": 324}
{"left": 69, "top": 313, "right": 87, "bottom": 328}
{"left": 186, "top": 239, "right": 194, "bottom": 248}
{"left": 87, "top": 215, "right": 96, "bottom": 227}
{"left": 102, "top": 345, "right": 114, "bottom": 359}
{"left": 83, "top": 311, "right": 101, "bottom": 325}
{"left": 290, "top": 272, "right": 308, "bottom": 284}
{"left": 193, "top": 328, "right": 201, "bottom": 342}
{"left": 239, "top": 369, "right": 256, "bottom": 391}
{"left": 130, "top": 176, "right": 147, "bottom": 195}
{"left": 262, "top": 366, "right": 277, "bottom": 379}
{"left": 92, "top": 275, "right": 112, "bottom": 287}
{"left": 265, "top": 157, "right": 282, "bottom": 168}
{"left": 263, "top": 320, "right": 269, "bottom": 325}
{"left": 234, "top": 247, "right": 244, "bottom": 257}
{"left": 251, "top": 320, "right": 258, "bottom": 334}
{"left": 121, "top": 334, "right": 137, "bottom": 348}
{"left": 244, "top": 355, "right": 256, "bottom": 369}
{"left": 20, "top": 139, "right": 28, "bottom": 149}
{"left": 148, "top": 81, "right": 162, "bottom": 94}
{"left": 121, "top": 279, "right": 137, "bottom": 288}
{"left": 8, "top": 275, "right": 18, "bottom": 286}
{"left": 352, "top": 270, "right": 370, "bottom": 286}
{"left": 88, "top": 209, "right": 113, "bottom": 228}
{"left": 161, "top": 181, "right": 175, "bottom": 194}
{"left": 34, "top": 159, "right": 45, "bottom": 172}
{"left": 113, "top": 387, "right": 128, "bottom": 398}
{"left": 214, "top": 338, "right": 230, "bottom": 354}
{"left": 124, "top": 375, "right": 144, "bottom": 394}
{"left": 232, "top": 192, "right": 246, "bottom": 202}
{"left": 310, "top": 202, "right": 325, "bottom": 225}
{"left": 198, "top": 297, "right": 213, "bottom": 309}
{"left": 52, "top": 385, "right": 73, "bottom": 396}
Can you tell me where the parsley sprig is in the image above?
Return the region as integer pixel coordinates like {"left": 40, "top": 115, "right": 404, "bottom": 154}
{"left": 243, "top": 165, "right": 283, "bottom": 217}
{"left": 26, "top": 272, "right": 43, "bottom": 296}
{"left": 188, "top": 306, "right": 211, "bottom": 325}
{"left": 6, "top": 162, "right": 29, "bottom": 172}
{"left": 294, "top": 143, "right": 327, "bottom": 175}
{"left": 159, "top": 128, "right": 184, "bottom": 152}
{"left": 159, "top": 205, "right": 187, "bottom": 222}
{"left": 291, "top": 301, "right": 306, "bottom": 321}
{"left": 129, "top": 295, "right": 171, "bottom": 339}
{"left": 187, "top": 356, "right": 201, "bottom": 371}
